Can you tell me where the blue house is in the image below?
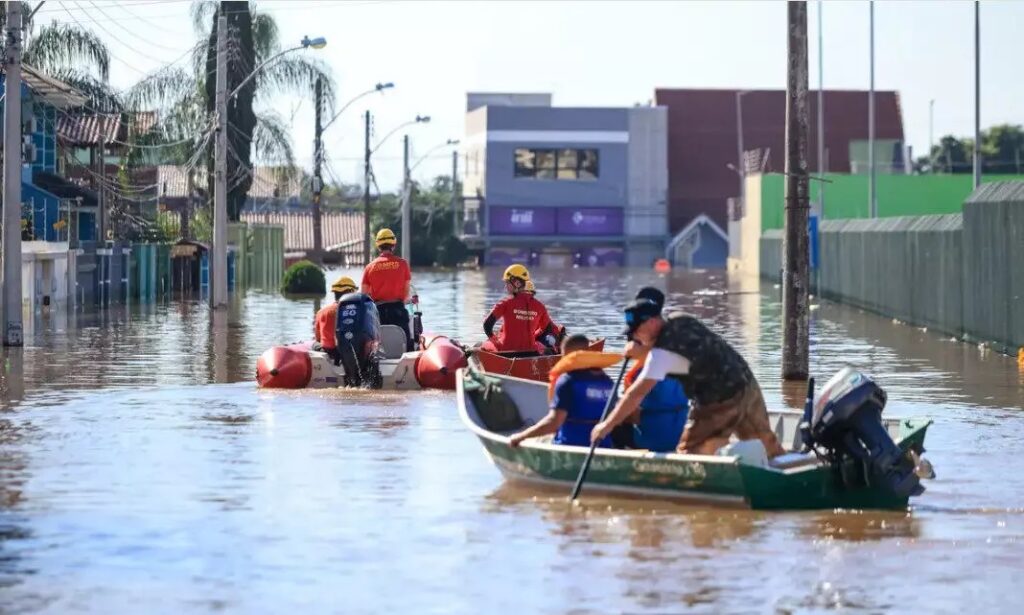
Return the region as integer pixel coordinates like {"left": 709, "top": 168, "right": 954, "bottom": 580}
{"left": 1, "top": 65, "right": 95, "bottom": 243}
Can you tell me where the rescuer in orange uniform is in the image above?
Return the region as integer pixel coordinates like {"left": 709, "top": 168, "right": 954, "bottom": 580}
{"left": 482, "top": 264, "right": 556, "bottom": 356}
{"left": 313, "top": 276, "right": 358, "bottom": 363}
{"left": 361, "top": 228, "right": 415, "bottom": 350}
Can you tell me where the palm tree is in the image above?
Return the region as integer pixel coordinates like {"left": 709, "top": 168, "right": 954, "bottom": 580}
{"left": 127, "top": 0, "right": 335, "bottom": 220}
{"left": 0, "top": 2, "right": 117, "bottom": 111}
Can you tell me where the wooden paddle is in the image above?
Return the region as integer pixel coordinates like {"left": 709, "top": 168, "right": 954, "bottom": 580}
{"left": 569, "top": 358, "right": 630, "bottom": 502}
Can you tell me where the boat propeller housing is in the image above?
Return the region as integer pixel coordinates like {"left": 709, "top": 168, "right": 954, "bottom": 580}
{"left": 808, "top": 368, "right": 925, "bottom": 499}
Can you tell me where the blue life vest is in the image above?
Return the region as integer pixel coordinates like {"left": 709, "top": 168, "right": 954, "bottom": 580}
{"left": 551, "top": 369, "right": 614, "bottom": 448}
{"left": 634, "top": 379, "right": 689, "bottom": 452}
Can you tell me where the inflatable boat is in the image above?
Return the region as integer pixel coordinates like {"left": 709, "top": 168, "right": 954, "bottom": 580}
{"left": 256, "top": 331, "right": 467, "bottom": 391}
{"left": 257, "top": 293, "right": 467, "bottom": 391}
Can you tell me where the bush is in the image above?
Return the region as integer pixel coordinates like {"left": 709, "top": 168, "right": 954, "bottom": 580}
{"left": 281, "top": 260, "right": 326, "bottom": 294}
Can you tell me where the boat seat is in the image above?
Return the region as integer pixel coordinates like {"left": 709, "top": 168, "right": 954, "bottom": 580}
{"left": 717, "top": 440, "right": 769, "bottom": 467}
{"left": 380, "top": 325, "right": 407, "bottom": 359}
{"left": 769, "top": 451, "right": 819, "bottom": 470}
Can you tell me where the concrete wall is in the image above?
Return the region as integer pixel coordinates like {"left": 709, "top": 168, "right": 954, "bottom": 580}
{"left": 759, "top": 181, "right": 1024, "bottom": 352}
{"left": 963, "top": 182, "right": 1024, "bottom": 351}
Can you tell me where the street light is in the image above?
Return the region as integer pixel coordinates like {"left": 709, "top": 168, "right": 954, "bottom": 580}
{"left": 410, "top": 138, "right": 459, "bottom": 173}
{"left": 323, "top": 82, "right": 394, "bottom": 132}
{"left": 229, "top": 35, "right": 328, "bottom": 100}
{"left": 211, "top": 25, "right": 327, "bottom": 309}
{"left": 373, "top": 115, "right": 431, "bottom": 155}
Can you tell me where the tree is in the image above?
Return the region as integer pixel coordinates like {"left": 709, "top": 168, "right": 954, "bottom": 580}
{"left": 371, "top": 175, "right": 468, "bottom": 267}
{"left": 981, "top": 124, "right": 1024, "bottom": 174}
{"left": 916, "top": 135, "right": 972, "bottom": 174}
{"left": 126, "top": 0, "right": 336, "bottom": 220}
{"left": 0, "top": 3, "right": 117, "bottom": 111}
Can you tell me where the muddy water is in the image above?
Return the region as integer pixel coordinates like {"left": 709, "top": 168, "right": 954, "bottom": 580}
{"left": 1, "top": 269, "right": 1021, "bottom": 613}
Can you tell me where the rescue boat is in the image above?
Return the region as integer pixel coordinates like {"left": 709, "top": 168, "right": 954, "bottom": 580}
{"left": 471, "top": 338, "right": 606, "bottom": 382}
{"left": 256, "top": 328, "right": 468, "bottom": 390}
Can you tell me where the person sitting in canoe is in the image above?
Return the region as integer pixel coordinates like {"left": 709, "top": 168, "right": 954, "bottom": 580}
{"left": 524, "top": 279, "right": 565, "bottom": 354}
{"left": 482, "top": 264, "right": 554, "bottom": 356}
{"left": 611, "top": 287, "right": 690, "bottom": 452}
{"left": 313, "top": 276, "right": 359, "bottom": 364}
{"left": 591, "top": 296, "right": 786, "bottom": 458}
{"left": 508, "top": 334, "right": 617, "bottom": 449}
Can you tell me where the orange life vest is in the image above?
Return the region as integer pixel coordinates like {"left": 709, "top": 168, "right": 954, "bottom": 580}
{"left": 547, "top": 351, "right": 624, "bottom": 402}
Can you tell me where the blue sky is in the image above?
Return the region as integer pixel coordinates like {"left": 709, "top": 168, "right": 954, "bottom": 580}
{"left": 35, "top": 0, "right": 1023, "bottom": 190}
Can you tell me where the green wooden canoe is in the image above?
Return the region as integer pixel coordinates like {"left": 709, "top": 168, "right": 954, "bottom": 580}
{"left": 457, "top": 368, "right": 932, "bottom": 511}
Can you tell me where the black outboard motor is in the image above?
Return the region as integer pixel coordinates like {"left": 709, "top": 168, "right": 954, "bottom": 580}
{"left": 810, "top": 368, "right": 924, "bottom": 498}
{"left": 335, "top": 292, "right": 383, "bottom": 388}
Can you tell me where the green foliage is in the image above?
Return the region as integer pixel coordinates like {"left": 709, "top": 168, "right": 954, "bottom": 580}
{"left": 370, "top": 175, "right": 469, "bottom": 267}
{"left": 281, "top": 260, "right": 326, "bottom": 295}
{"left": 916, "top": 124, "right": 1024, "bottom": 174}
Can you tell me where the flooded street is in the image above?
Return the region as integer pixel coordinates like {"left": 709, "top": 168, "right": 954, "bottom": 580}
{"left": 1, "top": 269, "right": 1022, "bottom": 613}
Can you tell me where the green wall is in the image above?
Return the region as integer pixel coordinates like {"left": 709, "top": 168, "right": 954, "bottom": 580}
{"left": 759, "top": 173, "right": 1024, "bottom": 231}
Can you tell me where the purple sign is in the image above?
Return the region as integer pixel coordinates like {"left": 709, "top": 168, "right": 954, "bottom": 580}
{"left": 489, "top": 207, "right": 556, "bottom": 235}
{"left": 556, "top": 207, "right": 624, "bottom": 236}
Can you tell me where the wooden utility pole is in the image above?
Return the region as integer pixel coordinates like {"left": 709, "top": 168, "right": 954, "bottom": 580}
{"left": 782, "top": 0, "right": 810, "bottom": 380}
{"left": 312, "top": 77, "right": 324, "bottom": 263}
{"left": 211, "top": 12, "right": 228, "bottom": 308}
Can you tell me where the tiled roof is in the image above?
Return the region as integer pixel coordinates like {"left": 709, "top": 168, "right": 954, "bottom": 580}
{"left": 56, "top": 111, "right": 159, "bottom": 145}
{"left": 240, "top": 211, "right": 364, "bottom": 252}
{"left": 157, "top": 165, "right": 208, "bottom": 197}
{"left": 155, "top": 165, "right": 298, "bottom": 199}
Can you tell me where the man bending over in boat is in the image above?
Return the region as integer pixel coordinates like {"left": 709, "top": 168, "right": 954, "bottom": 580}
{"left": 591, "top": 297, "right": 786, "bottom": 458}
{"left": 313, "top": 276, "right": 358, "bottom": 364}
{"left": 509, "top": 334, "right": 615, "bottom": 449}
{"left": 612, "top": 287, "right": 690, "bottom": 452}
{"left": 482, "top": 264, "right": 555, "bottom": 357}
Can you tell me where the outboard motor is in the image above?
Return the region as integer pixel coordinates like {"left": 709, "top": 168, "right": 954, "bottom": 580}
{"left": 809, "top": 368, "right": 924, "bottom": 498}
{"left": 335, "top": 292, "right": 383, "bottom": 388}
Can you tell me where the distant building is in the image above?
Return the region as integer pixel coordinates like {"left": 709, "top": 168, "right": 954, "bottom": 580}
{"left": 655, "top": 88, "right": 906, "bottom": 267}
{"left": 460, "top": 93, "right": 668, "bottom": 268}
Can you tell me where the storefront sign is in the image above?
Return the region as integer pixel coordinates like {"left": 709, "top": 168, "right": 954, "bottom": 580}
{"left": 556, "top": 208, "right": 623, "bottom": 235}
{"left": 488, "top": 207, "right": 556, "bottom": 235}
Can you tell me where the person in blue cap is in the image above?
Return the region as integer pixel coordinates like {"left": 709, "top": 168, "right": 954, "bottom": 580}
{"left": 613, "top": 287, "right": 690, "bottom": 452}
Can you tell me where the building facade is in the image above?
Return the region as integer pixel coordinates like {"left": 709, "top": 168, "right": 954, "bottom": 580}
{"left": 461, "top": 94, "right": 668, "bottom": 267}
{"left": 655, "top": 88, "right": 906, "bottom": 268}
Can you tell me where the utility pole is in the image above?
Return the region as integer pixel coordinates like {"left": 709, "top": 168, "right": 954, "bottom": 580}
{"left": 782, "top": 0, "right": 810, "bottom": 381}
{"left": 817, "top": 0, "right": 825, "bottom": 218}
{"left": 312, "top": 77, "right": 324, "bottom": 263}
{"left": 451, "top": 149, "right": 459, "bottom": 236}
{"left": 929, "top": 99, "right": 935, "bottom": 171}
{"left": 183, "top": 170, "right": 193, "bottom": 239}
{"left": 362, "top": 110, "right": 371, "bottom": 265}
{"left": 735, "top": 91, "right": 746, "bottom": 208}
{"left": 973, "top": 0, "right": 981, "bottom": 189}
{"left": 868, "top": 0, "right": 876, "bottom": 218}
{"left": 401, "top": 134, "right": 411, "bottom": 261}
{"left": 211, "top": 12, "right": 228, "bottom": 308}
{"left": 2, "top": 0, "right": 24, "bottom": 346}
{"left": 97, "top": 129, "right": 106, "bottom": 242}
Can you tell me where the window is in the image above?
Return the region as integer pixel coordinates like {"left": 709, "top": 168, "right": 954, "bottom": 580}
{"left": 513, "top": 148, "right": 599, "bottom": 180}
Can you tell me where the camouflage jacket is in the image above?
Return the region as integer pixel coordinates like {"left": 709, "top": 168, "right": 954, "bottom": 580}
{"left": 653, "top": 312, "right": 753, "bottom": 405}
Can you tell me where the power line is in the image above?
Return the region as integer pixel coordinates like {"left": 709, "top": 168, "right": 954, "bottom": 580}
{"left": 82, "top": 0, "right": 186, "bottom": 52}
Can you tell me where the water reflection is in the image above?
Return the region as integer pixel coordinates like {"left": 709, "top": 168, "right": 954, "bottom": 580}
{"left": 0, "top": 268, "right": 1020, "bottom": 612}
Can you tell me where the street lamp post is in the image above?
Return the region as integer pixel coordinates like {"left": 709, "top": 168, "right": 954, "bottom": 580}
{"left": 211, "top": 19, "right": 325, "bottom": 308}
{"left": 313, "top": 82, "right": 394, "bottom": 263}
{"left": 361, "top": 115, "right": 430, "bottom": 263}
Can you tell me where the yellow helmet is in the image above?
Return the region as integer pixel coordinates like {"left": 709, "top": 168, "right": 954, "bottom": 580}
{"left": 503, "top": 264, "right": 530, "bottom": 283}
{"left": 524, "top": 280, "right": 536, "bottom": 294}
{"left": 330, "top": 276, "right": 357, "bottom": 294}
{"left": 375, "top": 228, "right": 397, "bottom": 248}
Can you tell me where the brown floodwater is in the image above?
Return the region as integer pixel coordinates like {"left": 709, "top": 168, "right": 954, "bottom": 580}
{"left": 1, "top": 268, "right": 1021, "bottom": 613}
